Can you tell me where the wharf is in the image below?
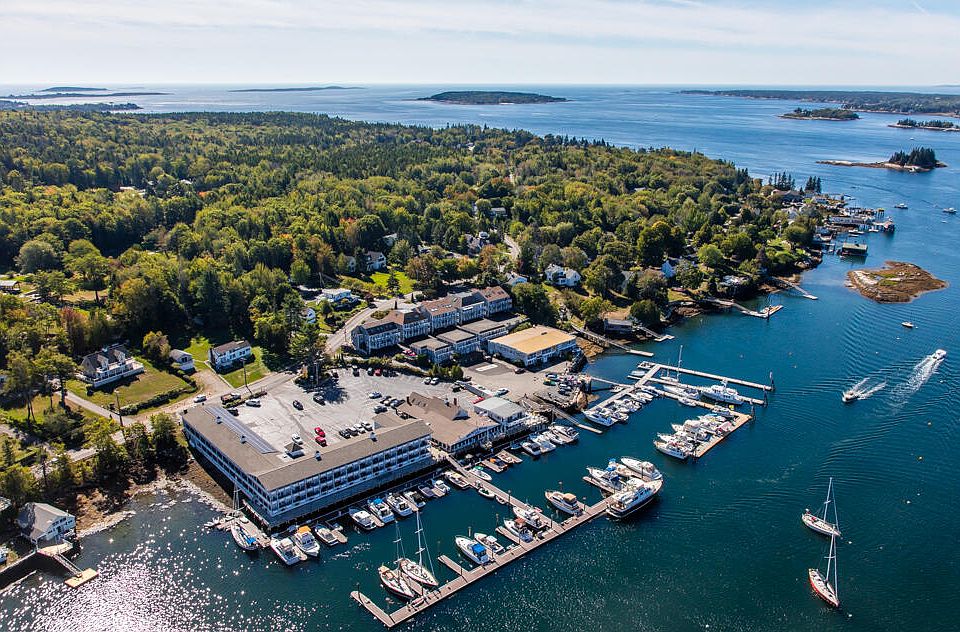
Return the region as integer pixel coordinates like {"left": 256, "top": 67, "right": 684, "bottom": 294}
{"left": 690, "top": 411, "right": 753, "bottom": 458}
{"left": 351, "top": 494, "right": 610, "bottom": 628}
{"left": 569, "top": 325, "right": 655, "bottom": 356}
{"left": 37, "top": 543, "right": 98, "bottom": 588}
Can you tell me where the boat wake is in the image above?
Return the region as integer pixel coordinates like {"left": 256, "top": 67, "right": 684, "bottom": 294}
{"left": 859, "top": 380, "right": 887, "bottom": 399}
{"left": 843, "top": 377, "right": 886, "bottom": 401}
{"left": 887, "top": 350, "right": 946, "bottom": 404}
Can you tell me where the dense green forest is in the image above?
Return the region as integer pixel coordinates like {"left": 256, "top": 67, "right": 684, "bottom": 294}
{"left": 684, "top": 89, "right": 960, "bottom": 115}
{"left": 419, "top": 91, "right": 567, "bottom": 104}
{"left": 894, "top": 118, "right": 956, "bottom": 130}
{"left": 888, "top": 147, "right": 941, "bottom": 169}
{"left": 782, "top": 108, "right": 859, "bottom": 120}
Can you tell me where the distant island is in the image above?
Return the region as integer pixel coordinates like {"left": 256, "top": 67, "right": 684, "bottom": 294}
{"left": 0, "top": 99, "right": 141, "bottom": 112}
{"left": 229, "top": 86, "right": 360, "bottom": 93}
{"left": 39, "top": 86, "right": 107, "bottom": 92}
{"left": 682, "top": 89, "right": 960, "bottom": 117}
{"left": 848, "top": 261, "right": 946, "bottom": 303}
{"left": 781, "top": 107, "right": 859, "bottom": 121}
{"left": 419, "top": 91, "right": 568, "bottom": 105}
{"left": 890, "top": 118, "right": 959, "bottom": 132}
{"left": 6, "top": 91, "right": 167, "bottom": 99}
{"left": 819, "top": 146, "right": 946, "bottom": 173}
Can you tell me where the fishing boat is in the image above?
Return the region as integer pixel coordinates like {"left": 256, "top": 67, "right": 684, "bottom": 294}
{"left": 504, "top": 519, "right": 534, "bottom": 542}
{"left": 802, "top": 478, "right": 842, "bottom": 537}
{"left": 545, "top": 490, "right": 583, "bottom": 516}
{"left": 349, "top": 508, "right": 376, "bottom": 531}
{"left": 455, "top": 536, "right": 491, "bottom": 565}
{"left": 471, "top": 466, "right": 492, "bottom": 482}
{"left": 521, "top": 440, "right": 543, "bottom": 457}
{"left": 293, "top": 526, "right": 321, "bottom": 557}
{"left": 270, "top": 537, "right": 305, "bottom": 565}
{"left": 379, "top": 565, "right": 415, "bottom": 599}
{"left": 620, "top": 457, "right": 662, "bottom": 481}
{"left": 398, "top": 511, "right": 439, "bottom": 588}
{"left": 314, "top": 526, "right": 340, "bottom": 547}
{"left": 512, "top": 506, "right": 546, "bottom": 530}
{"left": 386, "top": 493, "right": 415, "bottom": 517}
{"left": 433, "top": 479, "right": 451, "bottom": 495}
{"left": 654, "top": 439, "right": 690, "bottom": 460}
{"left": 808, "top": 533, "right": 841, "bottom": 608}
{"left": 230, "top": 522, "right": 259, "bottom": 551}
{"left": 368, "top": 498, "right": 395, "bottom": 524}
{"left": 606, "top": 479, "right": 663, "bottom": 519}
{"left": 474, "top": 533, "right": 505, "bottom": 555}
{"left": 445, "top": 471, "right": 470, "bottom": 489}
{"left": 901, "top": 321, "right": 914, "bottom": 329}
{"left": 698, "top": 380, "right": 744, "bottom": 405}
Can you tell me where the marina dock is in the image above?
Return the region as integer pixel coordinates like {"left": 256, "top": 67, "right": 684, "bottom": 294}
{"left": 569, "top": 324, "right": 655, "bottom": 356}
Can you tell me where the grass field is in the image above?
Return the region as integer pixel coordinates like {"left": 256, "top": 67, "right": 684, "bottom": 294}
{"left": 369, "top": 270, "right": 414, "bottom": 295}
{"left": 221, "top": 348, "right": 269, "bottom": 388}
{"left": 66, "top": 359, "right": 192, "bottom": 409}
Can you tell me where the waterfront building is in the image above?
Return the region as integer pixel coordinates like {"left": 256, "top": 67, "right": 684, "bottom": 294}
{"left": 397, "top": 393, "right": 498, "bottom": 455}
{"left": 408, "top": 337, "right": 454, "bottom": 364}
{"left": 473, "top": 396, "right": 527, "bottom": 427}
{"left": 458, "top": 319, "right": 509, "bottom": 346}
{"left": 488, "top": 326, "right": 578, "bottom": 367}
{"left": 436, "top": 329, "right": 480, "bottom": 356}
{"left": 79, "top": 345, "right": 144, "bottom": 388}
{"left": 16, "top": 503, "right": 76, "bottom": 544}
{"left": 168, "top": 349, "right": 195, "bottom": 372}
{"left": 181, "top": 406, "right": 433, "bottom": 528}
{"left": 603, "top": 318, "right": 636, "bottom": 336}
{"left": 208, "top": 340, "right": 253, "bottom": 372}
{"left": 478, "top": 285, "right": 512, "bottom": 314}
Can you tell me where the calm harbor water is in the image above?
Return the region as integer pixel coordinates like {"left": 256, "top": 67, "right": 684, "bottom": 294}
{"left": 1, "top": 86, "right": 959, "bottom": 631}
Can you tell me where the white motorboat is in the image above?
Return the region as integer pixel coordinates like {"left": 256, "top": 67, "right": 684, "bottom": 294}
{"left": 802, "top": 477, "right": 842, "bottom": 537}
{"left": 583, "top": 408, "right": 616, "bottom": 427}
{"left": 231, "top": 523, "right": 259, "bottom": 551}
{"left": 433, "top": 479, "right": 451, "bottom": 495}
{"left": 710, "top": 405, "right": 735, "bottom": 418}
{"left": 620, "top": 457, "right": 662, "bottom": 481}
{"left": 403, "top": 491, "right": 425, "bottom": 510}
{"left": 270, "top": 537, "right": 305, "bottom": 565}
{"left": 416, "top": 484, "right": 436, "bottom": 499}
{"left": 477, "top": 484, "right": 495, "bottom": 499}
{"left": 584, "top": 464, "right": 628, "bottom": 494}
{"left": 386, "top": 494, "right": 415, "bottom": 517}
{"left": 471, "top": 467, "right": 492, "bottom": 482}
{"left": 654, "top": 440, "right": 690, "bottom": 460}
{"left": 455, "top": 536, "right": 491, "bottom": 565}
{"left": 512, "top": 506, "right": 546, "bottom": 530}
{"left": 550, "top": 425, "right": 579, "bottom": 442}
{"left": 504, "top": 519, "right": 534, "bottom": 542}
{"left": 545, "top": 490, "right": 582, "bottom": 516}
{"left": 678, "top": 396, "right": 699, "bottom": 407}
{"left": 293, "top": 526, "right": 321, "bottom": 557}
{"left": 521, "top": 440, "right": 543, "bottom": 457}
{"left": 606, "top": 479, "right": 663, "bottom": 519}
{"left": 894, "top": 202, "right": 907, "bottom": 209}
{"left": 943, "top": 207, "right": 957, "bottom": 214}
{"left": 933, "top": 348, "right": 947, "bottom": 361}
{"left": 808, "top": 533, "right": 840, "bottom": 608}
{"left": 531, "top": 434, "right": 557, "bottom": 452}
{"left": 368, "top": 498, "right": 395, "bottom": 523}
{"left": 698, "top": 381, "right": 744, "bottom": 405}
{"left": 474, "top": 533, "right": 505, "bottom": 555}
{"left": 445, "top": 471, "right": 470, "bottom": 489}
{"left": 349, "top": 508, "right": 377, "bottom": 531}
{"left": 544, "top": 429, "right": 573, "bottom": 445}
{"left": 379, "top": 564, "right": 415, "bottom": 599}
{"left": 314, "top": 526, "right": 339, "bottom": 547}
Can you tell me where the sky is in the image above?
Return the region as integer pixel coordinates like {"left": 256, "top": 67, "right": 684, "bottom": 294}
{"left": 1, "top": 0, "right": 959, "bottom": 86}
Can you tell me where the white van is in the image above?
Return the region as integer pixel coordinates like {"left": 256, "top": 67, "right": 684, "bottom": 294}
{"left": 245, "top": 398, "right": 261, "bottom": 407}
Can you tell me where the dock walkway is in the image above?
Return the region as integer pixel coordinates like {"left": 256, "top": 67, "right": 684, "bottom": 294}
{"left": 569, "top": 325, "right": 654, "bottom": 357}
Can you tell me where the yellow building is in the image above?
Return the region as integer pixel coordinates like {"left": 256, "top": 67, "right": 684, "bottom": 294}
{"left": 487, "top": 326, "right": 578, "bottom": 367}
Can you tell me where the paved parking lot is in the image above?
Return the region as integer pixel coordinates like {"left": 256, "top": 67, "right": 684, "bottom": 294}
{"left": 228, "top": 370, "right": 453, "bottom": 450}
{"left": 462, "top": 359, "right": 569, "bottom": 400}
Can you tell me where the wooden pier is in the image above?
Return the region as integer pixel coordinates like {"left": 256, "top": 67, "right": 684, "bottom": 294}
{"left": 690, "top": 411, "right": 753, "bottom": 458}
{"left": 569, "top": 325, "right": 655, "bottom": 357}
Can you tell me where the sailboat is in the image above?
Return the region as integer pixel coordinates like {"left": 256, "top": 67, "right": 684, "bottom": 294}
{"left": 802, "top": 477, "right": 841, "bottom": 537}
{"left": 379, "top": 522, "right": 415, "bottom": 599}
{"left": 808, "top": 533, "right": 840, "bottom": 608}
{"left": 661, "top": 345, "right": 683, "bottom": 383}
{"left": 398, "top": 510, "right": 438, "bottom": 588}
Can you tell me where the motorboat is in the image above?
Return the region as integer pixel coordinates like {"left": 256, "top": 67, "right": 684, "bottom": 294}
{"left": 504, "top": 519, "right": 534, "bottom": 542}
{"left": 531, "top": 434, "right": 556, "bottom": 453}
{"left": 474, "top": 533, "right": 505, "bottom": 556}
{"left": 399, "top": 557, "right": 439, "bottom": 588}
{"left": 314, "top": 526, "right": 340, "bottom": 547}
{"left": 585, "top": 464, "right": 629, "bottom": 493}
{"left": 368, "top": 498, "right": 395, "bottom": 524}
{"left": 628, "top": 370, "right": 646, "bottom": 380}
{"left": 433, "top": 479, "right": 451, "bottom": 495}
{"left": 293, "top": 526, "right": 321, "bottom": 557}
{"left": 270, "top": 537, "right": 305, "bottom": 565}
{"left": 606, "top": 479, "right": 663, "bottom": 519}
{"left": 678, "top": 396, "right": 699, "bottom": 407}
{"left": 386, "top": 494, "right": 415, "bottom": 517}
{"left": 349, "top": 508, "right": 377, "bottom": 531}
{"left": 710, "top": 405, "right": 735, "bottom": 418}
{"left": 379, "top": 564, "right": 415, "bottom": 599}
{"left": 840, "top": 388, "right": 859, "bottom": 404}
{"left": 417, "top": 484, "right": 436, "bottom": 499}
{"left": 521, "top": 440, "right": 542, "bottom": 457}
{"left": 543, "top": 429, "right": 572, "bottom": 445}
{"left": 933, "top": 348, "right": 947, "bottom": 361}
{"left": 230, "top": 523, "right": 259, "bottom": 551}
{"left": 654, "top": 439, "right": 690, "bottom": 460}
{"left": 802, "top": 478, "right": 842, "bottom": 537}
{"left": 943, "top": 207, "right": 956, "bottom": 214}
{"left": 477, "top": 484, "right": 495, "bottom": 499}
{"left": 445, "top": 471, "right": 470, "bottom": 489}
{"left": 620, "top": 457, "right": 662, "bottom": 481}
{"left": 403, "top": 491, "right": 425, "bottom": 510}
{"left": 545, "top": 490, "right": 582, "bottom": 516}
{"left": 550, "top": 425, "right": 579, "bottom": 442}
{"left": 455, "top": 536, "right": 491, "bottom": 565}
{"left": 808, "top": 534, "right": 841, "bottom": 608}
{"left": 512, "top": 506, "right": 546, "bottom": 530}
{"left": 698, "top": 381, "right": 744, "bottom": 405}
{"left": 894, "top": 202, "right": 907, "bottom": 209}
{"left": 901, "top": 321, "right": 914, "bottom": 329}
{"left": 583, "top": 408, "right": 616, "bottom": 427}
{"left": 471, "top": 467, "right": 492, "bottom": 482}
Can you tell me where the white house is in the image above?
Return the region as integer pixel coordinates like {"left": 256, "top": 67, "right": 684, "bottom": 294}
{"left": 16, "top": 503, "right": 76, "bottom": 544}
{"left": 169, "top": 349, "right": 195, "bottom": 372}
{"left": 79, "top": 346, "right": 144, "bottom": 388}
{"left": 209, "top": 340, "right": 253, "bottom": 372}
{"left": 363, "top": 251, "right": 387, "bottom": 272}
{"left": 544, "top": 264, "right": 581, "bottom": 288}
{"left": 506, "top": 273, "right": 528, "bottom": 287}
{"left": 320, "top": 288, "right": 354, "bottom": 304}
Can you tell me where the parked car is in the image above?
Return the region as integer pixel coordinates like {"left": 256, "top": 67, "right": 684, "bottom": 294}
{"left": 423, "top": 377, "right": 432, "bottom": 385}
{"left": 473, "top": 396, "right": 485, "bottom": 404}
{"left": 404, "top": 349, "right": 416, "bottom": 358}
{"left": 495, "top": 388, "right": 509, "bottom": 396}
{"left": 514, "top": 367, "right": 526, "bottom": 374}
{"left": 352, "top": 367, "right": 360, "bottom": 376}
{"left": 314, "top": 436, "right": 327, "bottom": 446}
{"left": 314, "top": 427, "right": 325, "bottom": 437}
{"left": 374, "top": 404, "right": 388, "bottom": 413}
{"left": 312, "top": 393, "right": 325, "bottom": 404}
{"left": 367, "top": 367, "right": 374, "bottom": 376}
{"left": 430, "top": 377, "right": 440, "bottom": 385}
{"left": 292, "top": 400, "right": 303, "bottom": 410}
{"left": 193, "top": 394, "right": 207, "bottom": 403}
{"left": 339, "top": 429, "right": 351, "bottom": 439}
{"left": 374, "top": 368, "right": 382, "bottom": 376}
{"left": 368, "top": 391, "right": 381, "bottom": 399}
{"left": 362, "top": 421, "right": 374, "bottom": 431}
{"left": 390, "top": 399, "right": 401, "bottom": 408}
{"left": 245, "top": 398, "right": 261, "bottom": 407}
{"left": 291, "top": 433, "right": 302, "bottom": 444}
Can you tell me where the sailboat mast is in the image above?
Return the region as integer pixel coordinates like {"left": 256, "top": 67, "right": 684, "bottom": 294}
{"left": 677, "top": 345, "right": 683, "bottom": 382}
{"left": 415, "top": 510, "right": 436, "bottom": 577}
{"left": 831, "top": 534, "right": 839, "bottom": 598}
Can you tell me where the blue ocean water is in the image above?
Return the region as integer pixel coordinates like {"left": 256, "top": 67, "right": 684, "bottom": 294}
{"left": 1, "top": 86, "right": 958, "bottom": 631}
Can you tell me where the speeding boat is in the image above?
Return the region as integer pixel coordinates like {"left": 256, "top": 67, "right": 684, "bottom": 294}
{"left": 368, "top": 498, "right": 395, "bottom": 524}
{"left": 802, "top": 477, "right": 842, "bottom": 537}
{"left": 840, "top": 388, "right": 860, "bottom": 404}
{"left": 474, "top": 533, "right": 505, "bottom": 555}
{"left": 349, "top": 508, "right": 376, "bottom": 531}
{"left": 606, "top": 479, "right": 663, "bottom": 519}
{"left": 654, "top": 439, "right": 690, "bottom": 460}
{"left": 270, "top": 537, "right": 304, "bottom": 565}
{"left": 386, "top": 494, "right": 415, "bottom": 517}
{"left": 231, "top": 523, "right": 259, "bottom": 551}
{"left": 521, "top": 440, "right": 543, "bottom": 457}
{"left": 445, "top": 471, "right": 470, "bottom": 489}
{"left": 504, "top": 519, "right": 535, "bottom": 542}
{"left": 545, "top": 490, "right": 583, "bottom": 516}
{"left": 698, "top": 381, "right": 744, "bottom": 405}
{"left": 901, "top": 321, "right": 914, "bottom": 329}
{"left": 808, "top": 534, "right": 841, "bottom": 608}
{"left": 933, "top": 348, "right": 947, "bottom": 361}
{"left": 620, "top": 457, "right": 662, "bottom": 481}
{"left": 293, "top": 526, "right": 321, "bottom": 557}
{"left": 455, "top": 536, "right": 491, "bottom": 565}
{"left": 512, "top": 506, "right": 546, "bottom": 530}
{"left": 379, "top": 565, "right": 415, "bottom": 599}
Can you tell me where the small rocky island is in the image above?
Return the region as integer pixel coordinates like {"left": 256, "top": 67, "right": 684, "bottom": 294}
{"left": 819, "top": 147, "right": 946, "bottom": 172}
{"left": 847, "top": 261, "right": 946, "bottom": 303}
{"left": 419, "top": 91, "right": 567, "bottom": 105}
{"left": 890, "top": 118, "right": 959, "bottom": 132}
{"left": 781, "top": 107, "right": 859, "bottom": 121}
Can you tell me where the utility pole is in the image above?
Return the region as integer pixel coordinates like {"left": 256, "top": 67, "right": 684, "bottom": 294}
{"left": 115, "top": 392, "right": 124, "bottom": 429}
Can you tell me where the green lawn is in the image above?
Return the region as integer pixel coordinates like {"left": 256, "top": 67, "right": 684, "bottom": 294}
{"left": 66, "top": 359, "right": 192, "bottom": 409}
{"left": 221, "top": 348, "right": 269, "bottom": 388}
{"left": 370, "top": 270, "right": 414, "bottom": 295}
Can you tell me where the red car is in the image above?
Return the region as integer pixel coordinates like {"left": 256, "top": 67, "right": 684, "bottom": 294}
{"left": 374, "top": 368, "right": 382, "bottom": 376}
{"left": 314, "top": 427, "right": 325, "bottom": 437}
{"left": 314, "top": 436, "right": 327, "bottom": 446}
{"left": 473, "top": 396, "right": 485, "bottom": 404}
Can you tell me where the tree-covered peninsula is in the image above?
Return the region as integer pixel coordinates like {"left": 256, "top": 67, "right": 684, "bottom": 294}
{"left": 419, "top": 91, "right": 567, "bottom": 104}
{"left": 781, "top": 107, "right": 859, "bottom": 121}
{"left": 684, "top": 89, "right": 960, "bottom": 116}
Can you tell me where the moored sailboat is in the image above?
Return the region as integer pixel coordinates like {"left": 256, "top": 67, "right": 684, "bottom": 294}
{"left": 802, "top": 477, "right": 841, "bottom": 537}
{"left": 808, "top": 533, "right": 841, "bottom": 609}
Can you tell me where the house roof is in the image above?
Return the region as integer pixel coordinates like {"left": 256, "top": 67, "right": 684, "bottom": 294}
{"left": 489, "top": 326, "right": 575, "bottom": 355}
{"left": 210, "top": 340, "right": 251, "bottom": 356}
{"left": 479, "top": 286, "right": 510, "bottom": 302}
{"left": 397, "top": 393, "right": 497, "bottom": 448}
{"left": 421, "top": 297, "right": 459, "bottom": 316}
{"left": 474, "top": 397, "right": 524, "bottom": 419}
{"left": 409, "top": 337, "right": 451, "bottom": 351}
{"left": 436, "top": 329, "right": 477, "bottom": 344}
{"left": 457, "top": 318, "right": 506, "bottom": 336}
{"left": 81, "top": 345, "right": 132, "bottom": 368}
{"left": 16, "top": 502, "right": 73, "bottom": 541}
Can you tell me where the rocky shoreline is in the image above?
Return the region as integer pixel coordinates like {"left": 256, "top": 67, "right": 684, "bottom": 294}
{"left": 818, "top": 159, "right": 947, "bottom": 173}
{"left": 847, "top": 261, "right": 947, "bottom": 303}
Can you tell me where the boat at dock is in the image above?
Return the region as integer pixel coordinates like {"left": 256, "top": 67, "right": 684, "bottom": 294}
{"left": 698, "top": 381, "right": 744, "bottom": 405}
{"left": 379, "top": 565, "right": 415, "bottom": 600}
{"left": 433, "top": 479, "right": 451, "bottom": 495}
{"left": 521, "top": 440, "right": 543, "bottom": 457}
{"left": 531, "top": 433, "right": 557, "bottom": 452}
{"left": 398, "top": 511, "right": 438, "bottom": 588}
{"left": 550, "top": 425, "right": 579, "bottom": 442}
{"left": 386, "top": 493, "right": 415, "bottom": 517}
{"left": 620, "top": 457, "right": 662, "bottom": 481}
{"left": 416, "top": 484, "right": 436, "bottom": 499}
{"left": 445, "top": 471, "right": 470, "bottom": 489}
{"left": 808, "top": 533, "right": 841, "bottom": 609}
{"left": 654, "top": 439, "right": 690, "bottom": 460}
{"left": 349, "top": 508, "right": 377, "bottom": 531}
{"left": 474, "top": 533, "right": 505, "bottom": 555}
{"left": 802, "top": 477, "right": 842, "bottom": 537}
{"left": 628, "top": 370, "right": 646, "bottom": 380}
{"left": 543, "top": 429, "right": 572, "bottom": 445}
{"left": 504, "top": 519, "right": 534, "bottom": 542}
{"left": 545, "top": 490, "right": 583, "bottom": 516}
{"left": 678, "top": 396, "right": 699, "bottom": 407}
{"left": 314, "top": 526, "right": 340, "bottom": 547}
{"left": 512, "top": 506, "right": 546, "bottom": 530}
{"left": 368, "top": 498, "right": 396, "bottom": 524}
{"left": 585, "top": 463, "right": 631, "bottom": 494}
{"left": 476, "top": 484, "right": 494, "bottom": 499}
{"left": 455, "top": 536, "right": 491, "bottom": 566}
{"left": 606, "top": 479, "right": 663, "bottom": 520}
{"left": 270, "top": 537, "right": 306, "bottom": 565}
{"left": 497, "top": 450, "right": 522, "bottom": 464}
{"left": 230, "top": 522, "right": 259, "bottom": 551}
{"left": 471, "top": 466, "right": 492, "bottom": 481}
{"left": 293, "top": 526, "right": 321, "bottom": 557}
{"left": 403, "top": 491, "right": 425, "bottom": 509}
{"left": 583, "top": 408, "right": 616, "bottom": 427}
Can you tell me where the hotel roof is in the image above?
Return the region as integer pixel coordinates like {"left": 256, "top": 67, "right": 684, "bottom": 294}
{"left": 489, "top": 326, "right": 575, "bottom": 355}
